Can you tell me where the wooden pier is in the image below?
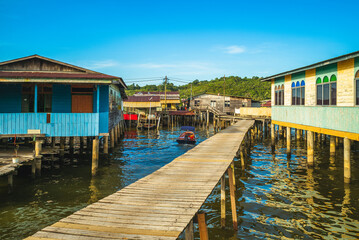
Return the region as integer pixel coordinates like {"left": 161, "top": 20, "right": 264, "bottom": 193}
{"left": 25, "top": 120, "right": 254, "bottom": 240}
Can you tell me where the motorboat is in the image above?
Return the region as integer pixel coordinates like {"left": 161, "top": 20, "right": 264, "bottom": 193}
{"left": 176, "top": 126, "right": 196, "bottom": 144}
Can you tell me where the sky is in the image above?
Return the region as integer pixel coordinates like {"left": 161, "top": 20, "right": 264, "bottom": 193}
{"left": 1, "top": 0, "right": 358, "bottom": 86}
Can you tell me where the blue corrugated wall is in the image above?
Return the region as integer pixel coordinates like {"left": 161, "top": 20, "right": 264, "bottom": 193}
{"left": 99, "top": 85, "right": 109, "bottom": 134}
{"left": 52, "top": 84, "right": 72, "bottom": 113}
{"left": 0, "top": 84, "right": 22, "bottom": 113}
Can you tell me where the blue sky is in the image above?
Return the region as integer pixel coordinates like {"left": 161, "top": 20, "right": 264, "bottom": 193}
{"left": 1, "top": 0, "right": 358, "bottom": 85}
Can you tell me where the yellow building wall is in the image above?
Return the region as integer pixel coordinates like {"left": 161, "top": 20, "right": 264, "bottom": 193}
{"left": 284, "top": 75, "right": 291, "bottom": 106}
{"left": 337, "top": 59, "right": 355, "bottom": 106}
{"left": 271, "top": 79, "right": 275, "bottom": 106}
{"left": 305, "top": 69, "right": 316, "bottom": 106}
{"left": 240, "top": 107, "right": 271, "bottom": 117}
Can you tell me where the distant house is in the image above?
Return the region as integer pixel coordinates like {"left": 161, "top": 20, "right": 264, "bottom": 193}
{"left": 190, "top": 93, "right": 252, "bottom": 114}
{"left": 123, "top": 95, "right": 161, "bottom": 114}
{"left": 0, "top": 55, "right": 127, "bottom": 137}
{"left": 133, "top": 91, "right": 180, "bottom": 110}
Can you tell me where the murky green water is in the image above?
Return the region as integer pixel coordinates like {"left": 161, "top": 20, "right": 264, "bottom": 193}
{"left": 1, "top": 127, "right": 359, "bottom": 239}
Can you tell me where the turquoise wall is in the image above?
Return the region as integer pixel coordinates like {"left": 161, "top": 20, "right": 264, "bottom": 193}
{"left": 272, "top": 106, "right": 359, "bottom": 134}
{"left": 52, "top": 84, "right": 71, "bottom": 113}
{"left": 274, "top": 76, "right": 285, "bottom": 86}
{"left": 0, "top": 84, "right": 22, "bottom": 113}
{"left": 316, "top": 63, "right": 337, "bottom": 79}
{"left": 99, "top": 85, "right": 109, "bottom": 133}
{"left": 291, "top": 71, "right": 305, "bottom": 82}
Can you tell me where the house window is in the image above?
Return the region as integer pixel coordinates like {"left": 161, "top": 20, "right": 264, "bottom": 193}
{"left": 225, "top": 100, "right": 230, "bottom": 107}
{"left": 38, "top": 85, "right": 52, "bottom": 112}
{"left": 356, "top": 71, "right": 359, "bottom": 105}
{"left": 210, "top": 100, "right": 216, "bottom": 108}
{"left": 291, "top": 81, "right": 305, "bottom": 105}
{"left": 21, "top": 84, "right": 35, "bottom": 112}
{"left": 275, "top": 84, "right": 284, "bottom": 105}
{"left": 194, "top": 100, "right": 200, "bottom": 106}
{"left": 316, "top": 75, "right": 337, "bottom": 106}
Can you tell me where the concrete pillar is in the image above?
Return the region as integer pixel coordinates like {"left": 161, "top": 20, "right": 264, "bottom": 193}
{"left": 330, "top": 136, "right": 336, "bottom": 156}
{"left": 92, "top": 137, "right": 99, "bottom": 176}
{"left": 271, "top": 123, "right": 275, "bottom": 153}
{"left": 286, "top": 127, "right": 291, "bottom": 157}
{"left": 103, "top": 136, "right": 109, "bottom": 154}
{"left": 307, "top": 131, "right": 314, "bottom": 167}
{"left": 344, "top": 137, "right": 351, "bottom": 183}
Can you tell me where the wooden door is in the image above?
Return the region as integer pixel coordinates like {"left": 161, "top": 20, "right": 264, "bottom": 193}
{"left": 72, "top": 95, "right": 93, "bottom": 113}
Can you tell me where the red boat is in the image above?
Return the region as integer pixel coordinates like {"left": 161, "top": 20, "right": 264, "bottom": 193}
{"left": 176, "top": 126, "right": 196, "bottom": 144}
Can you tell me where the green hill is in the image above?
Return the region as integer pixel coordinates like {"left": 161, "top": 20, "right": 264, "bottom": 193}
{"left": 125, "top": 76, "right": 270, "bottom": 101}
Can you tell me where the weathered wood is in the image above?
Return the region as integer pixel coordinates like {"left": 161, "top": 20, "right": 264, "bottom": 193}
{"left": 271, "top": 123, "right": 275, "bottom": 152}
{"left": 307, "top": 131, "right": 314, "bottom": 167}
{"left": 330, "top": 136, "right": 336, "bottom": 156}
{"left": 197, "top": 213, "right": 209, "bottom": 240}
{"left": 227, "top": 166, "right": 238, "bottom": 230}
{"left": 220, "top": 174, "right": 226, "bottom": 228}
{"left": 103, "top": 136, "right": 109, "bottom": 154}
{"left": 286, "top": 127, "right": 291, "bottom": 157}
{"left": 92, "top": 138, "right": 99, "bottom": 176}
{"left": 111, "top": 128, "right": 115, "bottom": 149}
{"left": 184, "top": 219, "right": 194, "bottom": 240}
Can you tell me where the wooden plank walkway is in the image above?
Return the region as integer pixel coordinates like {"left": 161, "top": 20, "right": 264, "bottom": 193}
{"left": 25, "top": 120, "right": 254, "bottom": 240}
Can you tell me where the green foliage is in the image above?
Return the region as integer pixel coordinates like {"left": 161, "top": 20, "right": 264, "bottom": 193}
{"left": 125, "top": 76, "right": 270, "bottom": 101}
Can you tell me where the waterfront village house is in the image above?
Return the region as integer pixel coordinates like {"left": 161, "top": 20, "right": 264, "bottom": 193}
{"left": 0, "top": 55, "right": 127, "bottom": 137}
{"left": 123, "top": 95, "right": 161, "bottom": 115}
{"left": 262, "top": 51, "right": 359, "bottom": 182}
{"left": 133, "top": 91, "right": 181, "bottom": 111}
{"left": 190, "top": 93, "right": 252, "bottom": 114}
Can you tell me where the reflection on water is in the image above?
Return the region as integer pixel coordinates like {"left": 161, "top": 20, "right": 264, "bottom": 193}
{"left": 199, "top": 136, "right": 359, "bottom": 239}
{"left": 0, "top": 126, "right": 213, "bottom": 239}
{"left": 1, "top": 127, "right": 359, "bottom": 240}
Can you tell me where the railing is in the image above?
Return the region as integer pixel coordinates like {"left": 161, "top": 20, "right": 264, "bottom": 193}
{"left": 0, "top": 113, "right": 99, "bottom": 137}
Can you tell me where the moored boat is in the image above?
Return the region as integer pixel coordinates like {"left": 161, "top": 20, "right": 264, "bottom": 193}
{"left": 176, "top": 126, "right": 196, "bottom": 144}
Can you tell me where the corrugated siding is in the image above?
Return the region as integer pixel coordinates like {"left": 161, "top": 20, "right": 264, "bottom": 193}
{"left": 0, "top": 84, "right": 22, "bottom": 113}
{"left": 0, "top": 113, "right": 99, "bottom": 136}
{"left": 52, "top": 84, "right": 71, "bottom": 113}
{"left": 272, "top": 106, "right": 359, "bottom": 134}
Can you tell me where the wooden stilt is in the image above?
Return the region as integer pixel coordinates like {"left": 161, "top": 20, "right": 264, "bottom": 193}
{"left": 103, "top": 136, "right": 109, "bottom": 154}
{"left": 206, "top": 110, "right": 209, "bottom": 128}
{"left": 286, "top": 127, "right": 291, "bottom": 157}
{"left": 60, "top": 137, "right": 65, "bottom": 150}
{"left": 117, "top": 124, "right": 121, "bottom": 141}
{"left": 307, "top": 131, "right": 314, "bottom": 167}
{"left": 240, "top": 146, "right": 245, "bottom": 169}
{"left": 197, "top": 213, "right": 209, "bottom": 240}
{"left": 271, "top": 123, "right": 275, "bottom": 153}
{"left": 52, "top": 137, "right": 56, "bottom": 148}
{"left": 184, "top": 219, "right": 194, "bottom": 240}
{"left": 221, "top": 174, "right": 226, "bottom": 228}
{"left": 227, "top": 167, "right": 238, "bottom": 230}
{"left": 92, "top": 137, "right": 99, "bottom": 176}
{"left": 230, "top": 161, "right": 236, "bottom": 188}
{"left": 8, "top": 173, "right": 13, "bottom": 189}
{"left": 114, "top": 126, "right": 118, "bottom": 145}
{"left": 111, "top": 128, "right": 115, "bottom": 149}
{"left": 344, "top": 137, "right": 351, "bottom": 183}
{"left": 330, "top": 136, "right": 336, "bottom": 156}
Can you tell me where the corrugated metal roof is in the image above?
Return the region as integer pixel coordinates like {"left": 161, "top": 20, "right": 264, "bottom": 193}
{"left": 124, "top": 96, "right": 161, "bottom": 102}
{"left": 0, "top": 72, "right": 119, "bottom": 79}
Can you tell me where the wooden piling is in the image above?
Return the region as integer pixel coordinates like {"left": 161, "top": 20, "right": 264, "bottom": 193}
{"left": 221, "top": 174, "right": 226, "bottom": 228}
{"left": 307, "top": 131, "right": 314, "bottom": 167}
{"left": 197, "top": 213, "right": 209, "bottom": 240}
{"left": 114, "top": 126, "right": 118, "bottom": 145}
{"left": 227, "top": 166, "right": 238, "bottom": 230}
{"left": 230, "top": 161, "right": 236, "bottom": 188}
{"left": 286, "top": 127, "right": 291, "bottom": 157}
{"left": 92, "top": 137, "right": 99, "bottom": 176}
{"left": 8, "top": 173, "right": 13, "bottom": 189}
{"left": 103, "top": 136, "right": 109, "bottom": 154}
{"left": 111, "top": 128, "right": 115, "bottom": 149}
{"left": 117, "top": 124, "right": 121, "bottom": 141}
{"left": 344, "top": 137, "right": 351, "bottom": 183}
{"left": 184, "top": 219, "right": 194, "bottom": 240}
{"left": 330, "top": 136, "right": 336, "bottom": 156}
{"left": 239, "top": 145, "right": 245, "bottom": 169}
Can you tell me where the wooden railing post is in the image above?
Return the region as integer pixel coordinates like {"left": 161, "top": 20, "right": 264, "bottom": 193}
{"left": 227, "top": 166, "right": 238, "bottom": 230}
{"left": 221, "top": 174, "right": 226, "bottom": 228}
{"left": 197, "top": 213, "right": 209, "bottom": 240}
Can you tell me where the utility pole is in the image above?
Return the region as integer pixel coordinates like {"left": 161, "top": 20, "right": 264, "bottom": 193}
{"left": 190, "top": 83, "right": 193, "bottom": 100}
{"left": 223, "top": 75, "right": 226, "bottom": 112}
{"left": 164, "top": 76, "right": 167, "bottom": 112}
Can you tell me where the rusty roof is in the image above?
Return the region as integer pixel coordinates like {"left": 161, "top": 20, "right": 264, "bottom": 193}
{"left": 124, "top": 96, "right": 161, "bottom": 102}
{"left": 0, "top": 72, "right": 119, "bottom": 79}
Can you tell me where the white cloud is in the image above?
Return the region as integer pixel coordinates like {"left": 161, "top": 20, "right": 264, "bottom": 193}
{"left": 223, "top": 45, "right": 246, "bottom": 54}
{"left": 87, "top": 60, "right": 119, "bottom": 69}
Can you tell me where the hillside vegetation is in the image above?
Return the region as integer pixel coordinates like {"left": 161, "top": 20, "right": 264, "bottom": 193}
{"left": 126, "top": 76, "right": 270, "bottom": 101}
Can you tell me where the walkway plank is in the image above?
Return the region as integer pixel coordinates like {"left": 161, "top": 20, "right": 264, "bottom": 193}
{"left": 25, "top": 120, "right": 253, "bottom": 240}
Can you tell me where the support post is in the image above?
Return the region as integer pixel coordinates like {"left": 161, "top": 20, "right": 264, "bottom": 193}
{"left": 206, "top": 110, "right": 209, "bottom": 128}
{"left": 52, "top": 137, "right": 56, "bottom": 148}
{"left": 230, "top": 161, "right": 236, "bottom": 188}
{"left": 197, "top": 213, "right": 209, "bottom": 240}
{"left": 103, "top": 136, "right": 109, "bottom": 154}
{"left": 114, "top": 126, "right": 118, "bottom": 145}
{"left": 286, "top": 127, "right": 291, "bottom": 157}
{"left": 60, "top": 137, "right": 65, "bottom": 150}
{"left": 111, "top": 128, "right": 115, "bottom": 149}
{"left": 8, "top": 173, "right": 13, "bottom": 190}
{"left": 184, "top": 219, "right": 194, "bottom": 240}
{"left": 35, "top": 139, "right": 42, "bottom": 157}
{"left": 221, "top": 174, "right": 226, "bottom": 228}
{"left": 330, "top": 136, "right": 336, "bottom": 156}
{"left": 344, "top": 137, "right": 351, "bottom": 183}
{"left": 240, "top": 145, "right": 245, "bottom": 169}
{"left": 92, "top": 137, "right": 99, "bottom": 176}
{"left": 227, "top": 167, "right": 238, "bottom": 230}
{"left": 307, "top": 131, "right": 314, "bottom": 167}
{"left": 271, "top": 123, "right": 275, "bottom": 153}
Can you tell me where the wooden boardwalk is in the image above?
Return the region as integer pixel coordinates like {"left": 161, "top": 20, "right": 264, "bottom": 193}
{"left": 25, "top": 120, "right": 254, "bottom": 240}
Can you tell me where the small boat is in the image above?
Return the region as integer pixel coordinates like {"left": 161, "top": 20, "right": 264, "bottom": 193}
{"left": 176, "top": 126, "right": 196, "bottom": 144}
{"left": 143, "top": 123, "right": 156, "bottom": 129}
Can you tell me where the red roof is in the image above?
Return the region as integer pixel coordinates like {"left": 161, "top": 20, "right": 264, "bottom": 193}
{"left": 0, "top": 72, "right": 119, "bottom": 80}
{"left": 261, "top": 101, "right": 271, "bottom": 107}
{"left": 135, "top": 91, "right": 179, "bottom": 95}
{"left": 124, "top": 96, "right": 161, "bottom": 102}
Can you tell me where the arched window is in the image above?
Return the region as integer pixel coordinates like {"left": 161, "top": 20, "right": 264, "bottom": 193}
{"left": 292, "top": 80, "right": 305, "bottom": 105}
{"left": 317, "top": 75, "right": 336, "bottom": 106}
{"left": 356, "top": 71, "right": 359, "bottom": 105}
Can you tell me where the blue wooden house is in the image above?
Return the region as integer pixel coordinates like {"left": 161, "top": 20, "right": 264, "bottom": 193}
{"left": 0, "top": 55, "right": 127, "bottom": 137}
